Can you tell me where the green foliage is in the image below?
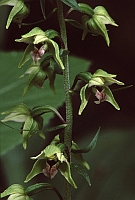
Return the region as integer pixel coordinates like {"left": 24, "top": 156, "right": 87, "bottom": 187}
{"left": 0, "top": 51, "right": 90, "bottom": 155}
{"left": 0, "top": 1, "right": 125, "bottom": 199}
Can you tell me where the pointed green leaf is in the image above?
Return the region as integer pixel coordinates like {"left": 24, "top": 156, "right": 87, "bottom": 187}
{"left": 25, "top": 159, "right": 46, "bottom": 182}
{"left": 1, "top": 184, "right": 24, "bottom": 197}
{"left": 31, "top": 105, "right": 65, "bottom": 124}
{"left": 79, "top": 84, "right": 91, "bottom": 115}
{"left": 45, "top": 29, "right": 60, "bottom": 39}
{"left": 6, "top": 0, "right": 24, "bottom": 29}
{"left": 72, "top": 127, "right": 100, "bottom": 153}
{"left": 59, "top": 161, "right": 77, "bottom": 188}
{"left": 71, "top": 163, "right": 91, "bottom": 186}
{"left": 61, "top": 0, "right": 80, "bottom": 11}
{"left": 71, "top": 141, "right": 90, "bottom": 170}
{"left": 65, "top": 18, "right": 91, "bottom": 35}
{"left": 25, "top": 183, "right": 64, "bottom": 200}
{"left": 40, "top": 0, "right": 46, "bottom": 19}
{"left": 78, "top": 3, "right": 94, "bottom": 16}
{"left": 18, "top": 44, "right": 34, "bottom": 68}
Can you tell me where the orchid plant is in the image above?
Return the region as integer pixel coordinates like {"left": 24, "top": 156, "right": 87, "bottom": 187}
{"left": 0, "top": 0, "right": 124, "bottom": 200}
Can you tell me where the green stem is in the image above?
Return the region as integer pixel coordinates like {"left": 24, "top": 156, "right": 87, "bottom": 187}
{"left": 56, "top": 1, "right": 73, "bottom": 200}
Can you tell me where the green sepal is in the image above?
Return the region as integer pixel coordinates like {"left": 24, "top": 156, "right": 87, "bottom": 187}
{"left": 0, "top": 184, "right": 24, "bottom": 197}
{"left": 22, "top": 65, "right": 47, "bottom": 96}
{"left": 21, "top": 27, "right": 46, "bottom": 38}
{"left": 31, "top": 105, "right": 65, "bottom": 123}
{"left": 88, "top": 16, "right": 110, "bottom": 46}
{"left": 71, "top": 163, "right": 91, "bottom": 186}
{"left": 22, "top": 116, "right": 43, "bottom": 149}
{"left": 61, "top": 0, "right": 80, "bottom": 11}
{"left": 78, "top": 3, "right": 94, "bottom": 16}
{"left": 45, "top": 64, "right": 56, "bottom": 94}
{"left": 46, "top": 39, "right": 64, "bottom": 69}
{"left": 71, "top": 72, "right": 92, "bottom": 91}
{"left": 72, "top": 127, "right": 100, "bottom": 153}
{"left": 0, "top": 0, "right": 17, "bottom": 6}
{"left": 103, "top": 86, "right": 120, "bottom": 110}
{"left": 92, "top": 69, "right": 124, "bottom": 86}
{"left": 6, "top": 0, "right": 25, "bottom": 29}
{"left": 25, "top": 183, "right": 64, "bottom": 200}
{"left": 81, "top": 15, "right": 91, "bottom": 40}
{"left": 65, "top": 18, "right": 91, "bottom": 38}
{"left": 25, "top": 159, "right": 46, "bottom": 182}
{"left": 79, "top": 84, "right": 91, "bottom": 115}
{"left": 94, "top": 6, "right": 118, "bottom": 27}
{"left": 1, "top": 103, "right": 30, "bottom": 123}
{"left": 45, "top": 29, "right": 60, "bottom": 39}
{"left": 18, "top": 44, "right": 34, "bottom": 68}
{"left": 59, "top": 161, "right": 77, "bottom": 188}
{"left": 71, "top": 141, "right": 90, "bottom": 170}
{"left": 44, "top": 144, "right": 61, "bottom": 158}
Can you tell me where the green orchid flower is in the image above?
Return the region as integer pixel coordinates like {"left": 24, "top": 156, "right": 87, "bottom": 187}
{"left": 78, "top": 3, "right": 118, "bottom": 46}
{"left": 71, "top": 69, "right": 124, "bottom": 114}
{"left": 25, "top": 143, "right": 77, "bottom": 188}
{"left": 1, "top": 104, "right": 65, "bottom": 149}
{"left": 0, "top": 184, "right": 33, "bottom": 200}
{"left": 0, "top": 0, "right": 30, "bottom": 29}
{"left": 1, "top": 104, "right": 44, "bottom": 149}
{"left": 20, "top": 59, "right": 56, "bottom": 95}
{"left": 15, "top": 27, "right": 64, "bottom": 69}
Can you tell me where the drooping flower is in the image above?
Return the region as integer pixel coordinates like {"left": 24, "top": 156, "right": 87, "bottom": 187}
{"left": 0, "top": 184, "right": 33, "bottom": 200}
{"left": 70, "top": 69, "right": 124, "bottom": 114}
{"left": 25, "top": 144, "right": 77, "bottom": 188}
{"left": 15, "top": 27, "right": 64, "bottom": 69}
{"left": 78, "top": 3, "right": 118, "bottom": 46}
{"left": 1, "top": 104, "right": 64, "bottom": 149}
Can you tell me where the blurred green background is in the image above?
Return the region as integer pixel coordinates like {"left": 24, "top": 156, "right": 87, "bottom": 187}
{"left": 0, "top": 0, "right": 135, "bottom": 199}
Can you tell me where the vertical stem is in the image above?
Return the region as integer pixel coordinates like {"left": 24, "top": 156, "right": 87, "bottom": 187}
{"left": 56, "top": 1, "right": 73, "bottom": 200}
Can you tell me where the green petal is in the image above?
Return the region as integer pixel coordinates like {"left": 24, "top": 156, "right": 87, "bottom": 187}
{"left": 1, "top": 184, "right": 24, "bottom": 197}
{"left": 59, "top": 161, "right": 77, "bottom": 188}
{"left": 6, "top": 0, "right": 24, "bottom": 29}
{"left": 103, "top": 86, "right": 120, "bottom": 110}
{"left": 22, "top": 27, "right": 45, "bottom": 38}
{"left": 94, "top": 6, "right": 118, "bottom": 26}
{"left": 18, "top": 44, "right": 34, "bottom": 68}
{"left": 88, "top": 16, "right": 110, "bottom": 46}
{"left": 79, "top": 84, "right": 91, "bottom": 115}
{"left": 93, "top": 69, "right": 116, "bottom": 78}
{"left": 44, "top": 144, "right": 61, "bottom": 158}
{"left": 78, "top": 3, "right": 94, "bottom": 16}
{"left": 46, "top": 39, "right": 64, "bottom": 69}
{"left": 25, "top": 159, "right": 46, "bottom": 182}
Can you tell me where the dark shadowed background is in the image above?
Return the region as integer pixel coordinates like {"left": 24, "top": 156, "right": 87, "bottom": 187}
{"left": 0, "top": 0, "right": 135, "bottom": 199}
